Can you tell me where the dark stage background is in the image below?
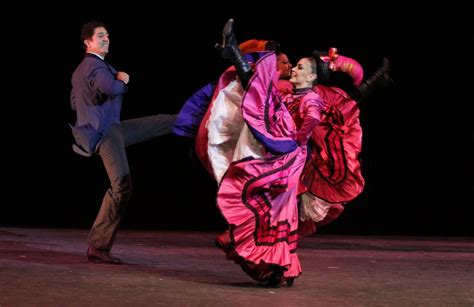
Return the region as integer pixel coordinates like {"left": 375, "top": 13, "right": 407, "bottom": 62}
{"left": 3, "top": 5, "right": 472, "bottom": 236}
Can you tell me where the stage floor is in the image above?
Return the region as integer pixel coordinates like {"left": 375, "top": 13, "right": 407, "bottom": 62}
{"left": 1, "top": 227, "right": 473, "bottom": 305}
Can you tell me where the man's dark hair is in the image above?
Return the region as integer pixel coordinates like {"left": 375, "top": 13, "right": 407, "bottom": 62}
{"left": 80, "top": 21, "right": 106, "bottom": 49}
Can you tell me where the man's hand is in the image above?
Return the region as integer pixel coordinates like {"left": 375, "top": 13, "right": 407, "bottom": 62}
{"left": 117, "top": 71, "right": 129, "bottom": 84}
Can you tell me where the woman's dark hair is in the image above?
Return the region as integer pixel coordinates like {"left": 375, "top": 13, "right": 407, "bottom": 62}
{"left": 265, "top": 40, "right": 280, "bottom": 52}
{"left": 312, "top": 51, "right": 330, "bottom": 84}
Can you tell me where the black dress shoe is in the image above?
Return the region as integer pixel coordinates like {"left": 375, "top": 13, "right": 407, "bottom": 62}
{"left": 87, "top": 246, "right": 123, "bottom": 264}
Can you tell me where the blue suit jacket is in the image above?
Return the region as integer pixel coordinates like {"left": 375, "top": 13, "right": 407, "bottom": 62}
{"left": 70, "top": 53, "right": 128, "bottom": 156}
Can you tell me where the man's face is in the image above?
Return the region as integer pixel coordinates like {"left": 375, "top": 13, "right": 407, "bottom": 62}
{"left": 277, "top": 53, "right": 292, "bottom": 80}
{"left": 85, "top": 27, "right": 109, "bottom": 57}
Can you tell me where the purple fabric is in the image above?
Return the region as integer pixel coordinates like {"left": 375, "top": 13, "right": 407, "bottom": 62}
{"left": 172, "top": 52, "right": 267, "bottom": 139}
{"left": 172, "top": 81, "right": 216, "bottom": 138}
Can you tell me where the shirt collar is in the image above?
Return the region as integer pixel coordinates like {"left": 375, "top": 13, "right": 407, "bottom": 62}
{"left": 86, "top": 52, "right": 105, "bottom": 60}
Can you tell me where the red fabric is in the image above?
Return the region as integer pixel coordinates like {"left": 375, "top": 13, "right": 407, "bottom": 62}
{"left": 298, "top": 219, "right": 317, "bottom": 237}
{"left": 295, "top": 105, "right": 321, "bottom": 146}
{"left": 195, "top": 68, "right": 237, "bottom": 180}
{"left": 301, "top": 85, "right": 365, "bottom": 203}
{"left": 298, "top": 203, "right": 345, "bottom": 237}
{"left": 239, "top": 39, "right": 268, "bottom": 54}
{"left": 317, "top": 204, "right": 345, "bottom": 226}
{"left": 195, "top": 103, "right": 214, "bottom": 179}
{"left": 276, "top": 79, "right": 293, "bottom": 95}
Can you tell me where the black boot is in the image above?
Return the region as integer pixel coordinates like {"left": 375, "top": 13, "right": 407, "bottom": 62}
{"left": 215, "top": 19, "right": 253, "bottom": 88}
{"left": 350, "top": 57, "right": 393, "bottom": 101}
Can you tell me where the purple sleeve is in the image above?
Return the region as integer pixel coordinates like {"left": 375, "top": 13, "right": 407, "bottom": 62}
{"left": 91, "top": 67, "right": 127, "bottom": 97}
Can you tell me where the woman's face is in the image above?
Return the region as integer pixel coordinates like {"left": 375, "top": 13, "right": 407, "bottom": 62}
{"left": 289, "top": 58, "right": 316, "bottom": 89}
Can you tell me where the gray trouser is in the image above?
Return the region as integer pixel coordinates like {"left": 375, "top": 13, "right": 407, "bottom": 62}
{"left": 88, "top": 114, "right": 176, "bottom": 251}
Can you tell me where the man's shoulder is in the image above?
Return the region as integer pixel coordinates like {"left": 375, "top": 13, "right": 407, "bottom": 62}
{"left": 81, "top": 55, "right": 107, "bottom": 67}
{"left": 74, "top": 56, "right": 108, "bottom": 74}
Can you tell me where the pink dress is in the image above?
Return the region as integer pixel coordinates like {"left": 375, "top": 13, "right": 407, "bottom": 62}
{"left": 196, "top": 52, "right": 324, "bottom": 282}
